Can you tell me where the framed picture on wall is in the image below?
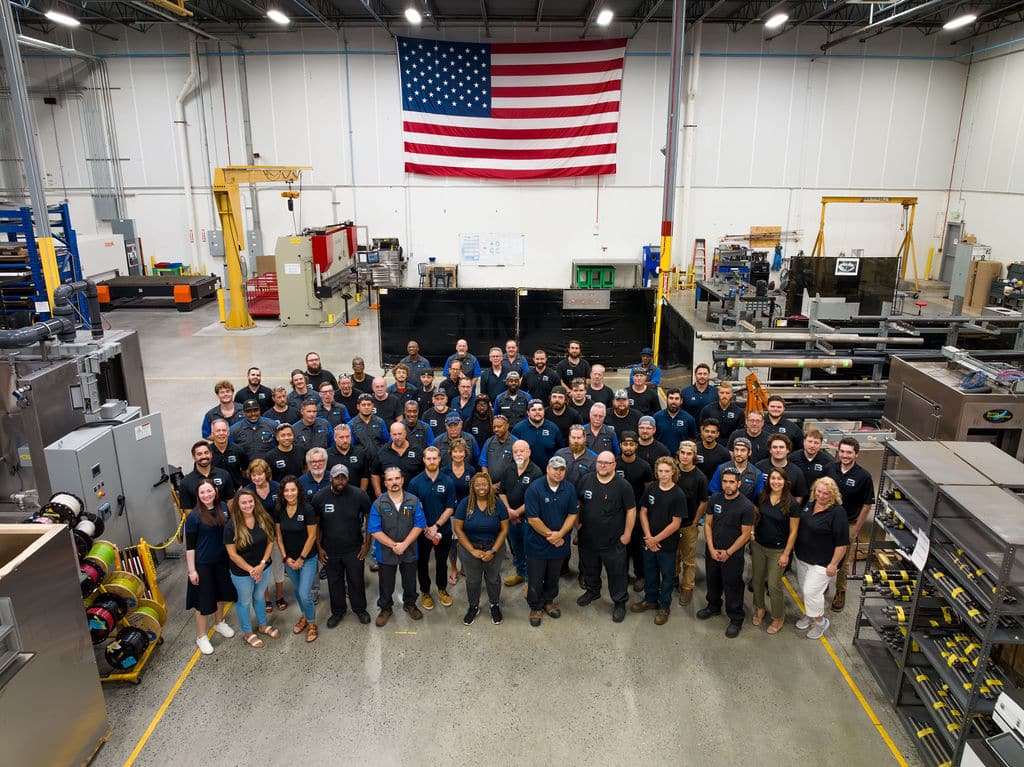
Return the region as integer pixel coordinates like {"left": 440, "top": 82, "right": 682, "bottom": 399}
{"left": 835, "top": 257, "right": 860, "bottom": 277}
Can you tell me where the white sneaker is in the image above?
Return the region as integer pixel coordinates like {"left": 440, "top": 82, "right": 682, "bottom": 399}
{"left": 196, "top": 635, "right": 214, "bottom": 655}
{"left": 807, "top": 617, "right": 830, "bottom": 640}
{"left": 795, "top": 615, "right": 812, "bottom": 631}
{"left": 212, "top": 621, "right": 235, "bottom": 638}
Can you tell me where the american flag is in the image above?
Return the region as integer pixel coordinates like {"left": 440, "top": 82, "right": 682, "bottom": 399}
{"left": 398, "top": 36, "right": 627, "bottom": 180}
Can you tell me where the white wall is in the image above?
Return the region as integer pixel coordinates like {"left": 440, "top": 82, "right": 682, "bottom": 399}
{"left": 17, "top": 20, "right": 1015, "bottom": 287}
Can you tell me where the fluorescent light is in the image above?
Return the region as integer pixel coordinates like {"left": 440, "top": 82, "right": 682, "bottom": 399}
{"left": 596, "top": 9, "right": 614, "bottom": 26}
{"left": 267, "top": 9, "right": 290, "bottom": 24}
{"left": 765, "top": 12, "right": 788, "bottom": 29}
{"left": 405, "top": 6, "right": 422, "bottom": 24}
{"left": 45, "top": 9, "right": 81, "bottom": 27}
{"left": 943, "top": 13, "right": 977, "bottom": 30}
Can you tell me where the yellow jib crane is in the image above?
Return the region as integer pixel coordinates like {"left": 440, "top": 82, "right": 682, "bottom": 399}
{"left": 212, "top": 165, "right": 311, "bottom": 330}
{"left": 810, "top": 195, "right": 919, "bottom": 290}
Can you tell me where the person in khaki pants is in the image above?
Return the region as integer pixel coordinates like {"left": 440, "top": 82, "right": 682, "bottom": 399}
{"left": 674, "top": 441, "right": 709, "bottom": 606}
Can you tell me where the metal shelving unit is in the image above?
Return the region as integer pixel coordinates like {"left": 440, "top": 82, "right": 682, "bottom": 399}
{"left": 0, "top": 202, "right": 89, "bottom": 327}
{"left": 853, "top": 440, "right": 1024, "bottom": 765}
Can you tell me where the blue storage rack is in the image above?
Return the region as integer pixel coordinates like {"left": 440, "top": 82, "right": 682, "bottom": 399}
{"left": 0, "top": 203, "right": 89, "bottom": 328}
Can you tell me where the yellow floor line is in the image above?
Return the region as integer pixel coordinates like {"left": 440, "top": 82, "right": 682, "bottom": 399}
{"left": 122, "top": 604, "right": 233, "bottom": 767}
{"left": 782, "top": 577, "right": 909, "bottom": 767}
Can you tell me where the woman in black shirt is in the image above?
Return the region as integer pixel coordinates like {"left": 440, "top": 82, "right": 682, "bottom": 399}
{"left": 185, "top": 478, "right": 237, "bottom": 655}
{"left": 752, "top": 469, "right": 799, "bottom": 634}
{"left": 245, "top": 458, "right": 286, "bottom": 614}
{"left": 794, "top": 477, "right": 849, "bottom": 640}
{"left": 275, "top": 476, "right": 320, "bottom": 643}
{"left": 225, "top": 488, "right": 280, "bottom": 648}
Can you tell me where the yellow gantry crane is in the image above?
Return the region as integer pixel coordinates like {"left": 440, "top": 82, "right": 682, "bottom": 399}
{"left": 212, "top": 165, "right": 311, "bottom": 330}
{"left": 810, "top": 196, "right": 920, "bottom": 290}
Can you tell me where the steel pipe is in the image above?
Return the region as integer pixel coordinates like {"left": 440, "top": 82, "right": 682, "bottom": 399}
{"left": 713, "top": 350, "right": 887, "bottom": 365}
{"left": 726, "top": 357, "right": 854, "bottom": 369}
{"left": 698, "top": 331, "right": 924, "bottom": 344}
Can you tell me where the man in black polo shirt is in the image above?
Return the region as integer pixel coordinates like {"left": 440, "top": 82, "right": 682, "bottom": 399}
{"left": 497, "top": 440, "right": 542, "bottom": 588}
{"left": 755, "top": 433, "right": 809, "bottom": 504}
{"left": 576, "top": 451, "right": 637, "bottom": 623}
{"left": 293, "top": 400, "right": 333, "bottom": 451}
{"left": 696, "top": 418, "right": 731, "bottom": 481}
{"left": 699, "top": 382, "right": 744, "bottom": 441}
{"left": 568, "top": 378, "right": 593, "bottom": 423}
{"left": 764, "top": 395, "right": 803, "bottom": 453}
{"left": 698, "top": 468, "right": 755, "bottom": 638}
{"left": 336, "top": 375, "right": 361, "bottom": 420}
{"left": 370, "top": 377, "right": 401, "bottom": 424}
{"left": 439, "top": 359, "right": 465, "bottom": 403}
{"left": 304, "top": 351, "right": 338, "bottom": 393}
{"left": 348, "top": 394, "right": 390, "bottom": 454}
{"left": 350, "top": 357, "right": 372, "bottom": 394}
{"left": 545, "top": 385, "right": 581, "bottom": 443}
{"left": 465, "top": 395, "right": 495, "bottom": 445}
{"left": 266, "top": 424, "right": 306, "bottom": 481}
{"left": 317, "top": 382, "right": 349, "bottom": 427}
{"left": 791, "top": 427, "right": 834, "bottom": 489}
{"left": 479, "top": 347, "right": 508, "bottom": 402}
{"left": 616, "top": 431, "right": 653, "bottom": 591}
{"left": 370, "top": 422, "right": 423, "bottom": 496}
{"left": 555, "top": 339, "right": 590, "bottom": 387}
{"left": 235, "top": 366, "right": 273, "bottom": 409}
{"left": 263, "top": 386, "right": 301, "bottom": 427}
{"left": 523, "top": 349, "right": 558, "bottom": 402}
{"left": 178, "top": 440, "right": 236, "bottom": 510}
{"left": 422, "top": 389, "right": 451, "bottom": 437}
{"left": 626, "top": 369, "right": 660, "bottom": 416}
{"left": 326, "top": 424, "right": 369, "bottom": 492}
{"left": 675, "top": 440, "right": 709, "bottom": 606}
{"left": 606, "top": 390, "right": 641, "bottom": 437}
{"left": 208, "top": 418, "right": 248, "bottom": 488}
{"left": 415, "top": 369, "right": 439, "bottom": 415}
{"left": 825, "top": 437, "right": 875, "bottom": 612}
{"left": 728, "top": 410, "right": 770, "bottom": 464}
{"left": 494, "top": 371, "right": 530, "bottom": 427}
{"left": 314, "top": 464, "right": 372, "bottom": 627}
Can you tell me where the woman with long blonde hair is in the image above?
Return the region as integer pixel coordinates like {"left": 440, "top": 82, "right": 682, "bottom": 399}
{"left": 453, "top": 471, "right": 509, "bottom": 626}
{"left": 225, "top": 489, "right": 280, "bottom": 648}
{"left": 793, "top": 477, "right": 849, "bottom": 640}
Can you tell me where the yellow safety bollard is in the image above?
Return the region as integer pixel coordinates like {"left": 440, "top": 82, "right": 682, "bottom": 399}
{"left": 217, "top": 288, "right": 226, "bottom": 324}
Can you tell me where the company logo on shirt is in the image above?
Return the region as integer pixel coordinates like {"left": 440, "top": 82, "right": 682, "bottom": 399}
{"left": 213, "top": 477, "right": 224, "bottom": 486}
{"left": 713, "top": 504, "right": 723, "bottom": 514}
{"left": 275, "top": 460, "right": 286, "bottom": 468}
{"left": 813, "top": 463, "right": 823, "bottom": 471}
{"left": 297, "top": 514, "right": 304, "bottom": 521}
{"left": 522, "top": 477, "right": 531, "bottom": 484}
{"left": 436, "top": 484, "right": 446, "bottom": 493}
{"left": 227, "top": 456, "right": 237, "bottom": 464}
{"left": 409, "top": 451, "right": 417, "bottom": 458}
{"left": 324, "top": 504, "right": 334, "bottom": 514}
{"left": 648, "top": 495, "right": 655, "bottom": 506}
{"left": 845, "top": 478, "right": 856, "bottom": 487}
{"left": 583, "top": 490, "right": 593, "bottom": 500}
{"left": 696, "top": 455, "right": 704, "bottom": 463}
{"left": 542, "top": 429, "right": 550, "bottom": 436}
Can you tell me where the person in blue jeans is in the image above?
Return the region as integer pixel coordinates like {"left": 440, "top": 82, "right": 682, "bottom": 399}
{"left": 497, "top": 440, "right": 542, "bottom": 588}
{"left": 225, "top": 488, "right": 281, "bottom": 648}
{"left": 275, "top": 476, "right": 320, "bottom": 643}
{"left": 630, "top": 457, "right": 686, "bottom": 625}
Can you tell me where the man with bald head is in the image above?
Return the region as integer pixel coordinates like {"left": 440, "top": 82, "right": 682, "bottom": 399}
{"left": 444, "top": 339, "right": 481, "bottom": 387}
{"left": 576, "top": 450, "right": 637, "bottom": 623}
{"left": 370, "top": 376, "right": 401, "bottom": 424}
{"left": 370, "top": 422, "right": 423, "bottom": 496}
{"left": 497, "top": 439, "right": 542, "bottom": 588}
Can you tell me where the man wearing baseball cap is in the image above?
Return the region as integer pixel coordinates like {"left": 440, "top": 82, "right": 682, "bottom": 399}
{"left": 636, "top": 415, "right": 671, "bottom": 468}
{"left": 312, "top": 464, "right": 372, "bottom": 627}
{"left": 630, "top": 346, "right": 662, "bottom": 386}
{"left": 494, "top": 370, "right": 530, "bottom": 427}
{"left": 434, "top": 411, "right": 480, "bottom": 463}
{"left": 230, "top": 399, "right": 277, "bottom": 461}
{"left": 606, "top": 389, "right": 641, "bottom": 438}
{"left": 627, "top": 368, "right": 661, "bottom": 416}
{"left": 709, "top": 436, "right": 765, "bottom": 502}
{"left": 524, "top": 454, "right": 578, "bottom": 627}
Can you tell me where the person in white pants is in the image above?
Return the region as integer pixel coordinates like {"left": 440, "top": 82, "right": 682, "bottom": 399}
{"left": 793, "top": 477, "right": 849, "bottom": 640}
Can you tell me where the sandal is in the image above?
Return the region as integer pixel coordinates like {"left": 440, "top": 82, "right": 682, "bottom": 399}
{"left": 265, "top": 601, "right": 273, "bottom": 614}
{"left": 293, "top": 616, "right": 308, "bottom": 634}
{"left": 752, "top": 609, "right": 765, "bottom": 627}
{"left": 767, "top": 619, "right": 784, "bottom": 635}
{"left": 276, "top": 598, "right": 287, "bottom": 611}
{"left": 306, "top": 622, "right": 318, "bottom": 643}
{"left": 258, "top": 625, "right": 281, "bottom": 639}
{"left": 448, "top": 570, "right": 459, "bottom": 586}
{"left": 243, "top": 633, "right": 265, "bottom": 648}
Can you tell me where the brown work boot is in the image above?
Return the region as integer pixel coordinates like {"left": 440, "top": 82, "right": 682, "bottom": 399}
{"left": 375, "top": 609, "right": 392, "bottom": 627}
{"left": 678, "top": 588, "right": 693, "bottom": 606}
{"left": 404, "top": 602, "right": 423, "bottom": 620}
{"left": 529, "top": 610, "right": 542, "bottom": 627}
{"left": 630, "top": 601, "right": 656, "bottom": 613}
{"left": 504, "top": 574, "right": 525, "bottom": 587}
{"left": 654, "top": 609, "right": 670, "bottom": 626}
{"left": 437, "top": 589, "right": 453, "bottom": 607}
{"left": 831, "top": 591, "right": 846, "bottom": 612}
{"left": 420, "top": 592, "right": 435, "bottom": 610}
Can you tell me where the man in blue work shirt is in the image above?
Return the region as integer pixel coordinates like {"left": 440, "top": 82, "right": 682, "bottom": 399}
{"left": 407, "top": 446, "right": 457, "bottom": 611}
{"left": 480, "top": 415, "right": 515, "bottom": 480}
{"left": 524, "top": 455, "right": 579, "bottom": 627}
{"left": 494, "top": 371, "right": 530, "bottom": 427}
{"left": 652, "top": 388, "right": 697, "bottom": 455}
{"left": 629, "top": 347, "right": 661, "bottom": 386}
{"left": 512, "top": 399, "right": 565, "bottom": 468}
{"left": 708, "top": 437, "right": 765, "bottom": 502}
{"left": 443, "top": 339, "right": 482, "bottom": 387}
{"left": 682, "top": 363, "right": 717, "bottom": 419}
{"left": 347, "top": 394, "right": 391, "bottom": 454}
{"left": 230, "top": 399, "right": 278, "bottom": 460}
{"left": 292, "top": 400, "right": 333, "bottom": 451}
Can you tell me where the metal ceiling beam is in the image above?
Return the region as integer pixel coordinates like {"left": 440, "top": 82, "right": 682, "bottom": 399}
{"left": 422, "top": 0, "right": 441, "bottom": 28}
{"left": 951, "top": 1, "right": 1024, "bottom": 44}
{"left": 479, "top": 0, "right": 490, "bottom": 36}
{"left": 631, "top": 0, "right": 665, "bottom": 36}
{"left": 737, "top": 0, "right": 787, "bottom": 31}
{"left": 284, "top": 0, "right": 336, "bottom": 31}
{"left": 694, "top": 0, "right": 729, "bottom": 22}
{"left": 765, "top": 0, "right": 850, "bottom": 42}
{"left": 821, "top": 0, "right": 949, "bottom": 51}
{"left": 51, "top": 0, "right": 138, "bottom": 31}
{"left": 534, "top": 0, "right": 544, "bottom": 30}
{"left": 579, "top": 0, "right": 601, "bottom": 37}
{"left": 359, "top": 0, "right": 392, "bottom": 35}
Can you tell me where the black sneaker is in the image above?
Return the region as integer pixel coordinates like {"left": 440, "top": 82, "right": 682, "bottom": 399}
{"left": 355, "top": 611, "right": 371, "bottom": 625}
{"left": 326, "top": 614, "right": 344, "bottom": 628}
{"left": 463, "top": 606, "right": 479, "bottom": 625}
{"left": 576, "top": 591, "right": 599, "bottom": 607}
{"left": 725, "top": 621, "right": 742, "bottom": 638}
{"left": 490, "top": 604, "right": 503, "bottom": 625}
{"left": 319, "top": 566, "right": 327, "bottom": 580}
{"left": 696, "top": 607, "right": 720, "bottom": 620}
{"left": 612, "top": 604, "right": 626, "bottom": 623}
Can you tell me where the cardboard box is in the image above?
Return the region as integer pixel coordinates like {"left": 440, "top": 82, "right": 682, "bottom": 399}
{"left": 967, "top": 261, "right": 1002, "bottom": 309}
{"left": 255, "top": 255, "right": 276, "bottom": 276}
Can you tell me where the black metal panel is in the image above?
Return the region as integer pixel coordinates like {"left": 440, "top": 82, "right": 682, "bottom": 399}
{"left": 378, "top": 288, "right": 517, "bottom": 365}
{"left": 518, "top": 289, "right": 656, "bottom": 369}
{"left": 784, "top": 256, "right": 899, "bottom": 316}
{"left": 657, "top": 301, "right": 693, "bottom": 370}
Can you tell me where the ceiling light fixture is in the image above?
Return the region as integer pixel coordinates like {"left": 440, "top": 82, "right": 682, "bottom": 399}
{"left": 943, "top": 13, "right": 977, "bottom": 30}
{"left": 267, "top": 9, "right": 290, "bottom": 24}
{"left": 405, "top": 6, "right": 423, "bottom": 24}
{"left": 764, "top": 12, "right": 789, "bottom": 30}
{"left": 45, "top": 9, "right": 81, "bottom": 27}
{"left": 596, "top": 9, "right": 614, "bottom": 26}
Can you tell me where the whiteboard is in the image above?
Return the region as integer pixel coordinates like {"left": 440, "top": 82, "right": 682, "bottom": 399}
{"left": 458, "top": 233, "right": 525, "bottom": 267}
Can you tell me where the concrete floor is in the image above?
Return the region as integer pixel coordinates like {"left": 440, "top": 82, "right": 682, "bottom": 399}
{"left": 95, "top": 297, "right": 923, "bottom": 767}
